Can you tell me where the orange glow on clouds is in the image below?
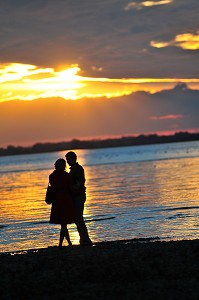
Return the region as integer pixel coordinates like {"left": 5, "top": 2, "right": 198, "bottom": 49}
{"left": 125, "top": 0, "right": 172, "bottom": 10}
{"left": 151, "top": 32, "right": 199, "bottom": 50}
{"left": 0, "top": 63, "right": 199, "bottom": 102}
{"left": 150, "top": 114, "right": 185, "bottom": 120}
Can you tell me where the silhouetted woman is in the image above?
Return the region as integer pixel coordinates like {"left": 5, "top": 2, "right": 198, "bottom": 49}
{"left": 49, "top": 158, "right": 76, "bottom": 248}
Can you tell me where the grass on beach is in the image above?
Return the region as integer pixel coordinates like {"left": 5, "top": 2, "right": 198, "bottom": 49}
{"left": 1, "top": 238, "right": 199, "bottom": 299}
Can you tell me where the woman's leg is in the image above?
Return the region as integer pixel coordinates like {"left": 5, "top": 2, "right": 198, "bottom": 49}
{"left": 59, "top": 225, "right": 65, "bottom": 247}
{"left": 59, "top": 224, "right": 72, "bottom": 247}
{"left": 64, "top": 226, "right": 72, "bottom": 246}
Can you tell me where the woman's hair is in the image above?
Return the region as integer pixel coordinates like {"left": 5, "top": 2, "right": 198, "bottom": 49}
{"left": 54, "top": 158, "right": 66, "bottom": 171}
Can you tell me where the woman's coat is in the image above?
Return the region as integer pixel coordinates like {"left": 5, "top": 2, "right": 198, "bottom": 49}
{"left": 49, "top": 170, "right": 76, "bottom": 224}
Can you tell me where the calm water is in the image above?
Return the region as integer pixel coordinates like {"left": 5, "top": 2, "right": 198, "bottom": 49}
{"left": 0, "top": 141, "right": 199, "bottom": 253}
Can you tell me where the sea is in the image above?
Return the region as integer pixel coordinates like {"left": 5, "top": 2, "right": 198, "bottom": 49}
{"left": 0, "top": 141, "right": 199, "bottom": 253}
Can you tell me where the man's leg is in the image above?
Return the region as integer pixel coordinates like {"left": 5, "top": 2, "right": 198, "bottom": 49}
{"left": 74, "top": 195, "right": 92, "bottom": 245}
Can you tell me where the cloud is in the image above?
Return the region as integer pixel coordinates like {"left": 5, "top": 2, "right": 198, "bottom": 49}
{"left": 0, "top": 0, "right": 198, "bottom": 79}
{"left": 125, "top": 0, "right": 173, "bottom": 10}
{"left": 0, "top": 63, "right": 54, "bottom": 84}
{"left": 1, "top": 63, "right": 199, "bottom": 102}
{"left": 151, "top": 32, "right": 199, "bottom": 50}
{"left": 150, "top": 114, "right": 185, "bottom": 120}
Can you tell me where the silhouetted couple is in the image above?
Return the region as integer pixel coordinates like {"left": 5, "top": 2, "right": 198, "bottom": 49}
{"left": 48, "top": 151, "right": 92, "bottom": 247}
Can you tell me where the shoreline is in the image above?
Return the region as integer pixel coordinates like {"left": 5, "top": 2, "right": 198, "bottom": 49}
{"left": 0, "top": 237, "right": 161, "bottom": 256}
{"left": 1, "top": 238, "right": 199, "bottom": 299}
{"left": 1, "top": 132, "right": 198, "bottom": 157}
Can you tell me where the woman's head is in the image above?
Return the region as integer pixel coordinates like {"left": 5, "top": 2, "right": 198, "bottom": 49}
{"left": 54, "top": 158, "right": 66, "bottom": 171}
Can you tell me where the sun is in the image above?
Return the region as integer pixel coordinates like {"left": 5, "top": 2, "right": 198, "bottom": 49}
{"left": 24, "top": 65, "right": 86, "bottom": 100}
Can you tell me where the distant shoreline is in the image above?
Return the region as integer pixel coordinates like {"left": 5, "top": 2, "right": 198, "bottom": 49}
{"left": 0, "top": 131, "right": 199, "bottom": 157}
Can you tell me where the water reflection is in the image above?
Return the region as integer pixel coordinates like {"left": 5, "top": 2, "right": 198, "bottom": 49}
{"left": 152, "top": 158, "right": 199, "bottom": 205}
{"left": 0, "top": 143, "right": 199, "bottom": 253}
{"left": 83, "top": 156, "right": 199, "bottom": 242}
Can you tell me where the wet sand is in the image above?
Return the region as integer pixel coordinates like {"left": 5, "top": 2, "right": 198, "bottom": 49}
{"left": 1, "top": 238, "right": 199, "bottom": 299}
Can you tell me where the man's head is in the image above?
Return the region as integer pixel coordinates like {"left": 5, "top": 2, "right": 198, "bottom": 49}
{"left": 65, "top": 151, "right": 77, "bottom": 166}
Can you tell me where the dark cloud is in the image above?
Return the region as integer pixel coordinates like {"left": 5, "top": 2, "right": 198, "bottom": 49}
{"left": 0, "top": 0, "right": 198, "bottom": 77}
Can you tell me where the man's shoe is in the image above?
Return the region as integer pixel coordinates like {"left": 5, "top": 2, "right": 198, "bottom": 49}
{"left": 80, "top": 239, "right": 92, "bottom": 246}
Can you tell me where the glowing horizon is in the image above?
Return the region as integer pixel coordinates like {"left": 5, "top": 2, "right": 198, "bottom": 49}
{"left": 0, "top": 62, "right": 199, "bottom": 102}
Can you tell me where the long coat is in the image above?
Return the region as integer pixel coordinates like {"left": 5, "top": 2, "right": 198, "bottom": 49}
{"left": 49, "top": 170, "right": 76, "bottom": 225}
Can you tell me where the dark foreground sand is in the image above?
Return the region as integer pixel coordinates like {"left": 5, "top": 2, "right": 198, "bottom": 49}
{"left": 1, "top": 238, "right": 199, "bottom": 300}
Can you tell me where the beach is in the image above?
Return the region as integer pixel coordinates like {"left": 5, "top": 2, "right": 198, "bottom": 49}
{"left": 1, "top": 238, "right": 199, "bottom": 300}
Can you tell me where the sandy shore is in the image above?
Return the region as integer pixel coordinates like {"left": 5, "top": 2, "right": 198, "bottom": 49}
{"left": 1, "top": 238, "right": 199, "bottom": 299}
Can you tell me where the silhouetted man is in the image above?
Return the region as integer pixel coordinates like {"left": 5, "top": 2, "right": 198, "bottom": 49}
{"left": 65, "top": 151, "right": 92, "bottom": 246}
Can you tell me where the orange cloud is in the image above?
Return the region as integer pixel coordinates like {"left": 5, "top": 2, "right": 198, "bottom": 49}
{"left": 0, "top": 63, "right": 199, "bottom": 102}
{"left": 125, "top": 0, "right": 173, "bottom": 10}
{"left": 151, "top": 32, "right": 199, "bottom": 50}
{"left": 0, "top": 63, "right": 54, "bottom": 84}
{"left": 150, "top": 114, "right": 185, "bottom": 120}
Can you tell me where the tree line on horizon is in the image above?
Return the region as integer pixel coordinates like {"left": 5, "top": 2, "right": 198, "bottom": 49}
{"left": 0, "top": 132, "right": 199, "bottom": 157}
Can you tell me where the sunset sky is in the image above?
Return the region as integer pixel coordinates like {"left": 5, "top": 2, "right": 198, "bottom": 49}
{"left": 0, "top": 0, "right": 199, "bottom": 147}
